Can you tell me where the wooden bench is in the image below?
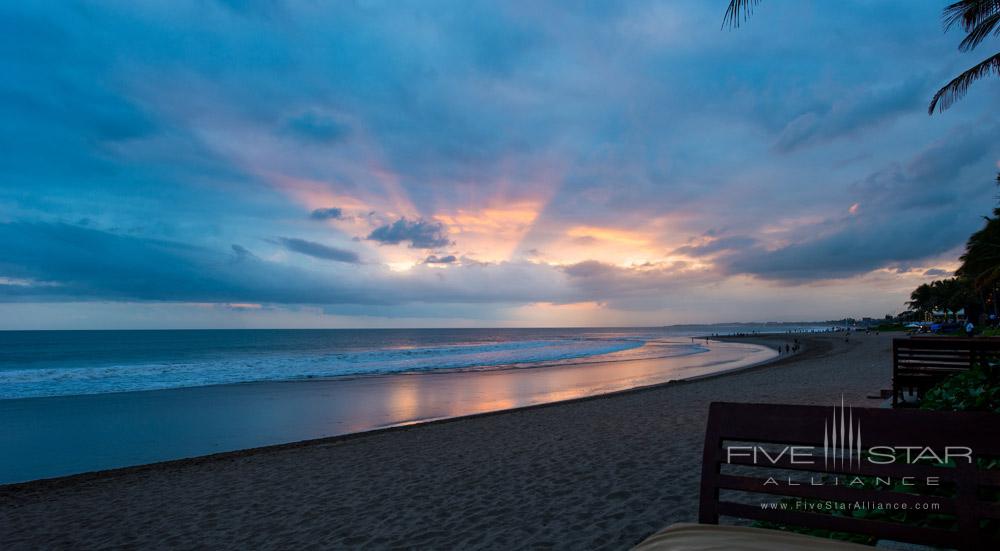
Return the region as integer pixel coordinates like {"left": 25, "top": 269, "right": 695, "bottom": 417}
{"left": 691, "top": 402, "right": 1000, "bottom": 550}
{"left": 892, "top": 337, "right": 1000, "bottom": 406}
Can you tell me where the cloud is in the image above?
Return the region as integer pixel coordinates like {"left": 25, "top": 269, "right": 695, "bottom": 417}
{"left": 367, "top": 218, "right": 450, "bottom": 249}
{"left": 672, "top": 236, "right": 757, "bottom": 258}
{"left": 278, "top": 237, "right": 360, "bottom": 263}
{"left": 558, "top": 259, "right": 710, "bottom": 310}
{"left": 424, "top": 254, "right": 457, "bottom": 264}
{"left": 231, "top": 244, "right": 257, "bottom": 260}
{"left": 923, "top": 268, "right": 950, "bottom": 277}
{"left": 282, "top": 112, "right": 350, "bottom": 144}
{"left": 0, "top": 221, "right": 702, "bottom": 309}
{"left": 714, "top": 121, "right": 999, "bottom": 281}
{"left": 773, "top": 78, "right": 929, "bottom": 153}
{"left": 0, "top": 221, "right": 569, "bottom": 305}
{"left": 309, "top": 207, "right": 344, "bottom": 220}
{"left": 0, "top": 1, "right": 997, "bottom": 325}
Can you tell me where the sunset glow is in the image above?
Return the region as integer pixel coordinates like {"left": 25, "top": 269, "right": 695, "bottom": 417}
{"left": 0, "top": 0, "right": 997, "bottom": 329}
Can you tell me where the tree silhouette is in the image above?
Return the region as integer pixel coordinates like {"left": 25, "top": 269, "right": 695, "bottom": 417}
{"left": 722, "top": 0, "right": 1000, "bottom": 114}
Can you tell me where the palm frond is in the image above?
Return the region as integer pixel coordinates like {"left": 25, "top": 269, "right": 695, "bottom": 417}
{"left": 959, "top": 10, "right": 1000, "bottom": 51}
{"left": 722, "top": 0, "right": 760, "bottom": 30}
{"left": 943, "top": 0, "right": 1000, "bottom": 32}
{"left": 928, "top": 51, "right": 1000, "bottom": 113}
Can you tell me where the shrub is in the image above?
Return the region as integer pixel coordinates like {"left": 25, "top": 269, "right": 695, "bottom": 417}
{"left": 920, "top": 362, "right": 1000, "bottom": 413}
{"left": 751, "top": 363, "right": 1000, "bottom": 543}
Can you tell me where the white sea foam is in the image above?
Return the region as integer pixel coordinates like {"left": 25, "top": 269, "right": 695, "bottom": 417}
{"left": 0, "top": 338, "right": 708, "bottom": 399}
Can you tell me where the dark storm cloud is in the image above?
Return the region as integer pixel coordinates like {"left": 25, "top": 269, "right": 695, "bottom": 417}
{"left": 309, "top": 207, "right": 344, "bottom": 220}
{"left": 367, "top": 218, "right": 450, "bottom": 249}
{"left": 278, "top": 237, "right": 360, "bottom": 263}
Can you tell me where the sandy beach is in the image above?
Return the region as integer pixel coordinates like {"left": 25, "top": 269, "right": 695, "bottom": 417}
{"left": 0, "top": 332, "right": 892, "bottom": 549}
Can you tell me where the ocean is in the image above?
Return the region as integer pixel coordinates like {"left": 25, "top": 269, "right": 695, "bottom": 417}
{"left": 0, "top": 325, "right": 826, "bottom": 482}
{"left": 0, "top": 325, "right": 827, "bottom": 400}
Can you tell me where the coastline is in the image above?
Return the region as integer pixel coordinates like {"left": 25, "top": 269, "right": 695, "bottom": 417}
{"left": 1, "top": 333, "right": 888, "bottom": 549}
{"left": 0, "top": 336, "right": 787, "bottom": 492}
{"left": 0, "top": 337, "right": 776, "bottom": 484}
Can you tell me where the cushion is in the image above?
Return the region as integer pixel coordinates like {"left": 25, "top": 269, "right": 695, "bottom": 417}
{"left": 633, "top": 523, "right": 874, "bottom": 550}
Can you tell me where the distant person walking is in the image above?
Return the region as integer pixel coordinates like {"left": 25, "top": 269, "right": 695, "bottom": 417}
{"left": 966, "top": 321, "right": 975, "bottom": 338}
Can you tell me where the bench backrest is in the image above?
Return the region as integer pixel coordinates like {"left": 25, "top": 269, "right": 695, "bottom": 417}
{"left": 892, "top": 337, "right": 1000, "bottom": 406}
{"left": 699, "top": 402, "right": 1000, "bottom": 550}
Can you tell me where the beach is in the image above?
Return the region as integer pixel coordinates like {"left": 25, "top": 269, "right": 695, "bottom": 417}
{"left": 0, "top": 331, "right": 777, "bottom": 483}
{"left": 0, "top": 332, "right": 891, "bottom": 549}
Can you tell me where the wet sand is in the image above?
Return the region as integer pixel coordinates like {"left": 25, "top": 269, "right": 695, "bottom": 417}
{"left": 0, "top": 332, "right": 892, "bottom": 549}
{"left": 0, "top": 339, "right": 774, "bottom": 483}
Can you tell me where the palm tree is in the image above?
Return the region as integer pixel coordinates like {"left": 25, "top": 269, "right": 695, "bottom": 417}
{"left": 722, "top": 0, "right": 1000, "bottom": 114}
{"left": 957, "top": 208, "right": 1000, "bottom": 291}
{"left": 928, "top": 1, "right": 1000, "bottom": 113}
{"left": 907, "top": 278, "right": 976, "bottom": 321}
{"left": 957, "top": 193, "right": 1000, "bottom": 317}
{"left": 908, "top": 282, "right": 936, "bottom": 317}
{"left": 722, "top": 0, "right": 759, "bottom": 29}
{"left": 933, "top": 278, "right": 976, "bottom": 321}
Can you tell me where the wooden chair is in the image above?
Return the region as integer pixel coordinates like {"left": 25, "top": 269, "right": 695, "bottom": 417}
{"left": 893, "top": 337, "right": 1000, "bottom": 406}
{"left": 636, "top": 402, "right": 1000, "bottom": 550}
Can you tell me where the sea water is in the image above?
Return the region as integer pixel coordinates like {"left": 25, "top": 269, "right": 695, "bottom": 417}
{"left": 0, "top": 328, "right": 712, "bottom": 399}
{"left": 0, "top": 325, "right": 824, "bottom": 482}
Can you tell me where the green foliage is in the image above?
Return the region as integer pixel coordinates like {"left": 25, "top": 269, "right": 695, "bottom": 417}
{"left": 930, "top": 2, "right": 1000, "bottom": 113}
{"left": 725, "top": 1, "right": 1000, "bottom": 114}
{"left": 751, "top": 362, "right": 1000, "bottom": 544}
{"left": 907, "top": 278, "right": 976, "bottom": 321}
{"left": 921, "top": 362, "right": 1000, "bottom": 413}
{"left": 957, "top": 207, "right": 1000, "bottom": 293}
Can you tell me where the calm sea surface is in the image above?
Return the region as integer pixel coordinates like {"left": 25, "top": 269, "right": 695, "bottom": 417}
{"left": 0, "top": 325, "right": 828, "bottom": 483}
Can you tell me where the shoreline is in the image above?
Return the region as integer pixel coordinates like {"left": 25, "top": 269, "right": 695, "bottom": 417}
{"left": 0, "top": 335, "right": 735, "bottom": 403}
{"left": 0, "top": 336, "right": 794, "bottom": 493}
{"left": 0, "top": 338, "right": 777, "bottom": 484}
{"left": 2, "top": 333, "right": 886, "bottom": 550}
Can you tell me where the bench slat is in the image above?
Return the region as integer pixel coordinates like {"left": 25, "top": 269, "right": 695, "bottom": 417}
{"left": 715, "top": 501, "right": 958, "bottom": 547}
{"left": 721, "top": 454, "right": 958, "bottom": 480}
{"left": 700, "top": 402, "right": 1000, "bottom": 550}
{"left": 716, "top": 474, "right": 956, "bottom": 513}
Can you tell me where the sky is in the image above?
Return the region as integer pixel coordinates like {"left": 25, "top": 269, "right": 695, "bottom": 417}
{"left": 1, "top": 0, "right": 999, "bottom": 329}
